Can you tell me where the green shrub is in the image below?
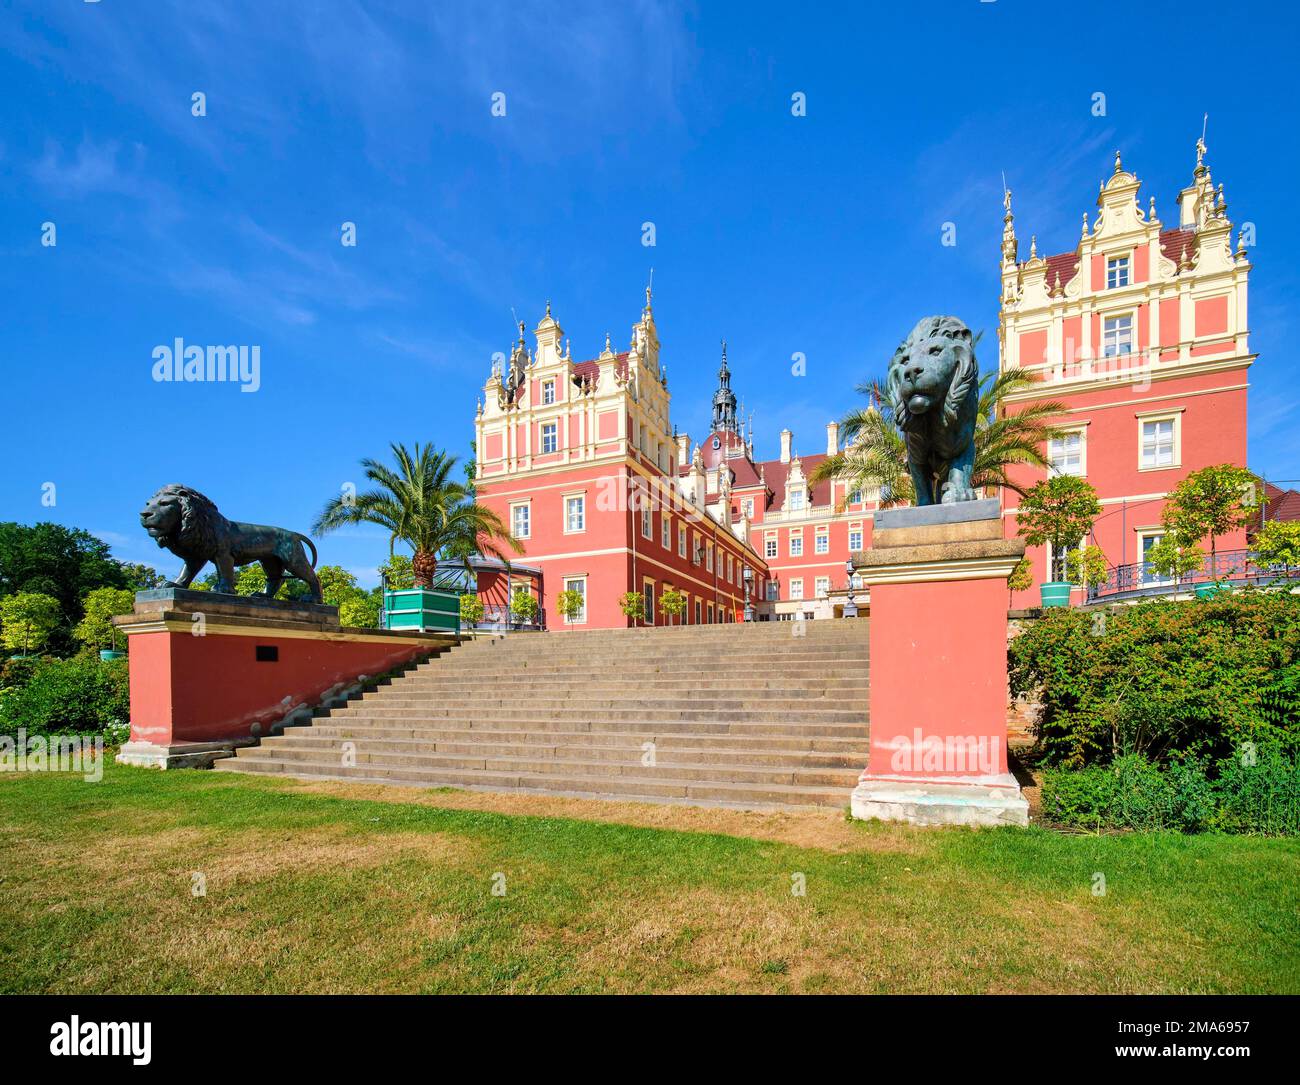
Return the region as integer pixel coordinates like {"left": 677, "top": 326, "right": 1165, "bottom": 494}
{"left": 1010, "top": 591, "right": 1300, "bottom": 768}
{"left": 1040, "top": 750, "right": 1300, "bottom": 835}
{"left": 0, "top": 655, "right": 130, "bottom": 739}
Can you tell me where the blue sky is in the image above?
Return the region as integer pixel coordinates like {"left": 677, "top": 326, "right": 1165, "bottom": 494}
{"left": 2, "top": 0, "right": 1297, "bottom": 586}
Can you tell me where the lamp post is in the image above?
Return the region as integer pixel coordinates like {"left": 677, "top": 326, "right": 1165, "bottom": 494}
{"left": 843, "top": 558, "right": 858, "bottom": 619}
{"left": 743, "top": 566, "right": 754, "bottom": 622}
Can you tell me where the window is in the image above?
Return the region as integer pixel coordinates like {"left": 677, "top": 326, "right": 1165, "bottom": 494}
{"left": 641, "top": 507, "right": 652, "bottom": 540}
{"left": 848, "top": 528, "right": 863, "bottom": 551}
{"left": 815, "top": 530, "right": 829, "bottom": 555}
{"left": 661, "top": 515, "right": 671, "bottom": 549}
{"left": 694, "top": 599, "right": 702, "bottom": 625}
{"left": 541, "top": 422, "right": 558, "bottom": 454}
{"left": 706, "top": 543, "right": 714, "bottom": 573}
{"left": 815, "top": 576, "right": 830, "bottom": 597}
{"left": 788, "top": 488, "right": 805, "bottom": 511}
{"left": 1102, "top": 315, "right": 1133, "bottom": 358}
{"left": 1140, "top": 532, "right": 1168, "bottom": 584}
{"left": 678, "top": 522, "right": 687, "bottom": 558}
{"left": 562, "top": 577, "right": 586, "bottom": 623}
{"left": 1048, "top": 430, "right": 1085, "bottom": 477}
{"left": 511, "top": 503, "right": 530, "bottom": 539}
{"left": 743, "top": 498, "right": 754, "bottom": 518}
{"left": 565, "top": 494, "right": 585, "bottom": 532}
{"left": 1106, "top": 255, "right": 1130, "bottom": 289}
{"left": 848, "top": 489, "right": 862, "bottom": 505}
{"left": 1140, "top": 417, "right": 1176, "bottom": 469}
{"left": 766, "top": 582, "right": 779, "bottom": 601}
{"left": 790, "top": 578, "right": 804, "bottom": 600}
{"left": 707, "top": 603, "right": 714, "bottom": 624}
{"left": 542, "top": 379, "right": 555, "bottom": 405}
{"left": 1048, "top": 540, "right": 1082, "bottom": 583}
{"left": 789, "top": 534, "right": 803, "bottom": 557}
{"left": 643, "top": 581, "right": 655, "bottom": 624}
{"left": 765, "top": 537, "right": 778, "bottom": 559}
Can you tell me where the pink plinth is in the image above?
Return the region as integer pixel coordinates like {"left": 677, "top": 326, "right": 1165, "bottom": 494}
{"left": 852, "top": 513, "right": 1028, "bottom": 826}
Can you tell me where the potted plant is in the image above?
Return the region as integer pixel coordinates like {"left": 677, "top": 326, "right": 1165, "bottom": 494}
{"left": 74, "top": 587, "right": 135, "bottom": 660}
{"left": 0, "top": 591, "right": 62, "bottom": 658}
{"left": 658, "top": 586, "right": 688, "bottom": 627}
{"left": 459, "top": 593, "right": 485, "bottom": 632}
{"left": 1015, "top": 475, "right": 1102, "bottom": 607}
{"left": 555, "top": 589, "right": 585, "bottom": 627}
{"left": 617, "top": 591, "right": 645, "bottom": 627}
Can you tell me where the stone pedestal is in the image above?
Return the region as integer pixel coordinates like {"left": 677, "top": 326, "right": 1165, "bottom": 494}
{"left": 851, "top": 500, "right": 1028, "bottom": 827}
{"left": 113, "top": 589, "right": 458, "bottom": 769}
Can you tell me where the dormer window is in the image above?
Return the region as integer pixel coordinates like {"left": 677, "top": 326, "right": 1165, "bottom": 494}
{"left": 542, "top": 379, "right": 555, "bottom": 405}
{"left": 788, "top": 487, "right": 805, "bottom": 511}
{"left": 1106, "top": 255, "right": 1130, "bottom": 289}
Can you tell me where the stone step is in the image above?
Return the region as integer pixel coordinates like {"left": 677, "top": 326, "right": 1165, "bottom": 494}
{"left": 261, "top": 734, "right": 866, "bottom": 767}
{"left": 337, "top": 694, "right": 865, "bottom": 713}
{"left": 214, "top": 757, "right": 854, "bottom": 810}
{"left": 312, "top": 714, "right": 866, "bottom": 737}
{"left": 325, "top": 705, "right": 866, "bottom": 725}
{"left": 303, "top": 724, "right": 867, "bottom": 752}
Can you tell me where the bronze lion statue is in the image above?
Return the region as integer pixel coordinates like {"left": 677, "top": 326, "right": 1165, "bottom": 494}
{"left": 139, "top": 484, "right": 324, "bottom": 602}
{"left": 885, "top": 315, "right": 981, "bottom": 505}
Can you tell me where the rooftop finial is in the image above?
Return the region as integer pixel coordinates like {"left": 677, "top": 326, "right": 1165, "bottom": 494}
{"left": 1029, "top": 234, "right": 1037, "bottom": 259}
{"left": 1113, "top": 149, "right": 1123, "bottom": 174}
{"left": 644, "top": 267, "right": 654, "bottom": 314}
{"left": 1081, "top": 211, "right": 1089, "bottom": 238}
{"left": 545, "top": 299, "right": 551, "bottom": 317}
{"left": 604, "top": 331, "right": 611, "bottom": 352}
{"left": 1196, "top": 112, "right": 1209, "bottom": 172}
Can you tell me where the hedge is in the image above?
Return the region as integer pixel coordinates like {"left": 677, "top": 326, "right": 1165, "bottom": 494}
{"left": 0, "top": 654, "right": 130, "bottom": 741}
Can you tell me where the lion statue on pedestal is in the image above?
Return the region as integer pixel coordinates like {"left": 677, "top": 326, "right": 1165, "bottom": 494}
{"left": 886, "top": 315, "right": 981, "bottom": 506}
{"left": 139, "top": 484, "right": 324, "bottom": 603}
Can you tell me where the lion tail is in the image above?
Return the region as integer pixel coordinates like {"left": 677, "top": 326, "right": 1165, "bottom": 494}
{"left": 297, "top": 533, "right": 319, "bottom": 569}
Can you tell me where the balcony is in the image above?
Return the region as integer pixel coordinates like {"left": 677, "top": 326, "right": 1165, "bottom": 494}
{"left": 1086, "top": 548, "right": 1300, "bottom": 603}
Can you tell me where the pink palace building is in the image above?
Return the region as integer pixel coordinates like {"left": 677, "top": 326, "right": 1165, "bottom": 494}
{"left": 472, "top": 140, "right": 1256, "bottom": 628}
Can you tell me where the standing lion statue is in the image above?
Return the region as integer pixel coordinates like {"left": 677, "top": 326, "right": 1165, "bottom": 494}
{"left": 139, "top": 484, "right": 324, "bottom": 603}
{"left": 885, "top": 315, "right": 981, "bottom": 506}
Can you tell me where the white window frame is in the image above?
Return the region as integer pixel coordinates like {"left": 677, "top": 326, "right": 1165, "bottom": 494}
{"left": 641, "top": 506, "right": 652, "bottom": 540}
{"left": 661, "top": 515, "right": 671, "bottom": 549}
{"left": 742, "top": 498, "right": 754, "bottom": 518}
{"left": 564, "top": 493, "right": 585, "bottom": 534}
{"left": 678, "top": 522, "right": 687, "bottom": 558}
{"left": 815, "top": 576, "right": 830, "bottom": 597}
{"left": 1106, "top": 254, "right": 1131, "bottom": 290}
{"left": 789, "top": 533, "right": 803, "bottom": 557}
{"left": 541, "top": 378, "right": 556, "bottom": 405}
{"left": 1137, "top": 411, "right": 1181, "bottom": 471}
{"left": 790, "top": 578, "right": 804, "bottom": 601}
{"left": 562, "top": 576, "right": 587, "bottom": 624}
{"left": 848, "top": 527, "right": 863, "bottom": 552}
{"left": 510, "top": 501, "right": 531, "bottom": 540}
{"left": 764, "top": 536, "right": 778, "bottom": 560}
{"left": 541, "top": 422, "right": 558, "bottom": 454}
{"left": 1048, "top": 426, "right": 1087, "bottom": 477}
{"left": 642, "top": 579, "right": 655, "bottom": 625}
{"left": 1138, "top": 530, "right": 1170, "bottom": 585}
{"left": 814, "top": 528, "right": 829, "bottom": 555}
{"left": 1102, "top": 313, "right": 1134, "bottom": 358}
{"left": 788, "top": 487, "right": 805, "bottom": 512}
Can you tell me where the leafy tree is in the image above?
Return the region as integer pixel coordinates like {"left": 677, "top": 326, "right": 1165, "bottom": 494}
{"left": 1254, "top": 520, "right": 1300, "bottom": 579}
{"left": 811, "top": 365, "right": 1067, "bottom": 507}
{"left": 1015, "top": 476, "right": 1102, "bottom": 581}
{"left": 379, "top": 553, "right": 415, "bottom": 590}
{"left": 0, "top": 523, "right": 132, "bottom": 636}
{"left": 73, "top": 587, "right": 135, "bottom": 652}
{"left": 1065, "top": 544, "right": 1111, "bottom": 593}
{"left": 1145, "top": 537, "right": 1205, "bottom": 589}
{"left": 658, "top": 586, "right": 688, "bottom": 625}
{"left": 315, "top": 443, "right": 521, "bottom": 588}
{"left": 1161, "top": 464, "right": 1262, "bottom": 567}
{"left": 555, "top": 589, "right": 585, "bottom": 625}
{"left": 118, "top": 563, "right": 167, "bottom": 591}
{"left": 459, "top": 594, "right": 485, "bottom": 627}
{"left": 618, "top": 591, "right": 645, "bottom": 626}
{"left": 510, "top": 590, "right": 540, "bottom": 624}
{"left": 0, "top": 592, "right": 62, "bottom": 655}
{"left": 338, "top": 594, "right": 380, "bottom": 628}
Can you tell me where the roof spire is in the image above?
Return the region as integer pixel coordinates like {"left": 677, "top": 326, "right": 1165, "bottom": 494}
{"left": 1196, "top": 113, "right": 1209, "bottom": 174}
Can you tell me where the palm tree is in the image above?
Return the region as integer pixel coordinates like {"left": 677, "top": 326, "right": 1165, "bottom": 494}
{"left": 812, "top": 367, "right": 1068, "bottom": 507}
{"left": 314, "top": 442, "right": 522, "bottom": 588}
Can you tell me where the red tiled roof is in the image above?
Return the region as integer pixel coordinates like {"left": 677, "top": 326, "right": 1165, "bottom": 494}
{"left": 758, "top": 453, "right": 831, "bottom": 511}
{"left": 1044, "top": 251, "right": 1079, "bottom": 293}
{"left": 1159, "top": 227, "right": 1196, "bottom": 267}
{"left": 1254, "top": 483, "right": 1300, "bottom": 533}
{"left": 571, "top": 352, "right": 629, "bottom": 385}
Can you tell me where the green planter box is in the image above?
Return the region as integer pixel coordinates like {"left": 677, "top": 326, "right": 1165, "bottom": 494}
{"left": 1195, "top": 583, "right": 1226, "bottom": 599}
{"left": 383, "top": 588, "right": 460, "bottom": 633}
{"left": 99, "top": 649, "right": 127, "bottom": 661}
{"left": 1040, "top": 581, "right": 1073, "bottom": 608}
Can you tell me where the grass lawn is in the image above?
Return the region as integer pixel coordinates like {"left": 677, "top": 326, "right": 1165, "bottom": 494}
{"left": 2, "top": 760, "right": 1297, "bottom": 994}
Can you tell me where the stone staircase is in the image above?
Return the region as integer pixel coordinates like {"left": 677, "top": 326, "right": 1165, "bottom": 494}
{"left": 214, "top": 619, "right": 871, "bottom": 810}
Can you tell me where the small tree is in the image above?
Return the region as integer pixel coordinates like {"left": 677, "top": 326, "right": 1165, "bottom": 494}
{"left": 379, "top": 553, "right": 416, "bottom": 590}
{"left": 459, "top": 593, "right": 485, "bottom": 628}
{"left": 510, "top": 590, "right": 540, "bottom": 625}
{"left": 1065, "top": 544, "right": 1110, "bottom": 596}
{"left": 1160, "top": 464, "right": 1261, "bottom": 572}
{"left": 74, "top": 587, "right": 135, "bottom": 652}
{"left": 1253, "top": 520, "right": 1300, "bottom": 581}
{"left": 555, "top": 589, "right": 585, "bottom": 625}
{"left": 1007, "top": 557, "right": 1033, "bottom": 605}
{"left": 658, "top": 586, "right": 688, "bottom": 626}
{"left": 0, "top": 592, "right": 62, "bottom": 655}
{"left": 338, "top": 594, "right": 380, "bottom": 628}
{"left": 1015, "top": 476, "right": 1102, "bottom": 582}
{"left": 617, "top": 591, "right": 645, "bottom": 627}
{"left": 1144, "top": 537, "right": 1204, "bottom": 590}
